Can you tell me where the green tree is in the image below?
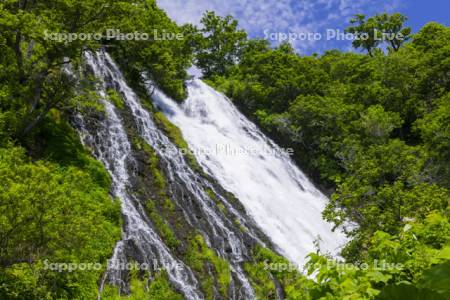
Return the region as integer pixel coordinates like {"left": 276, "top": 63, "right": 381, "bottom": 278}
{"left": 376, "top": 13, "right": 412, "bottom": 52}
{"left": 415, "top": 93, "right": 450, "bottom": 187}
{"left": 106, "top": 0, "right": 194, "bottom": 101}
{"left": 346, "top": 13, "right": 411, "bottom": 55}
{"left": 0, "top": 0, "right": 121, "bottom": 137}
{"left": 0, "top": 0, "right": 194, "bottom": 137}
{"left": 346, "top": 14, "right": 383, "bottom": 56}
{"left": 194, "top": 11, "right": 247, "bottom": 78}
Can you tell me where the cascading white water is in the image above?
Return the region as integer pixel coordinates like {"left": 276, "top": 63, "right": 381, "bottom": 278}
{"left": 95, "top": 52, "right": 257, "bottom": 299}
{"left": 78, "top": 52, "right": 203, "bottom": 300}
{"left": 77, "top": 49, "right": 345, "bottom": 299}
{"left": 150, "top": 79, "right": 347, "bottom": 266}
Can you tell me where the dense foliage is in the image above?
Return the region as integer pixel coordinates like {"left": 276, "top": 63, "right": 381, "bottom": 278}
{"left": 190, "top": 11, "right": 248, "bottom": 78}
{"left": 0, "top": 0, "right": 192, "bottom": 298}
{"left": 0, "top": 0, "right": 192, "bottom": 141}
{"left": 198, "top": 12, "right": 450, "bottom": 299}
{"left": 0, "top": 116, "right": 121, "bottom": 299}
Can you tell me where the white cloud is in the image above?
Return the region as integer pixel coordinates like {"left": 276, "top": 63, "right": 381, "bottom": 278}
{"left": 157, "top": 0, "right": 401, "bottom": 53}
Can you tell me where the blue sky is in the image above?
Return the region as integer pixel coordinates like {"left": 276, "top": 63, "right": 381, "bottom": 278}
{"left": 156, "top": 0, "right": 449, "bottom": 55}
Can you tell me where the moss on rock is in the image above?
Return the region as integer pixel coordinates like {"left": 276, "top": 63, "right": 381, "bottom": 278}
{"left": 186, "top": 234, "right": 231, "bottom": 299}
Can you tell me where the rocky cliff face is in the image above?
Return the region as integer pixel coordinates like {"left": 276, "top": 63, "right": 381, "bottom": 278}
{"left": 73, "top": 51, "right": 287, "bottom": 299}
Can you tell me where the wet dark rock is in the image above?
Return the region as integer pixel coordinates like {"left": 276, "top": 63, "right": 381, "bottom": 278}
{"left": 74, "top": 55, "right": 285, "bottom": 299}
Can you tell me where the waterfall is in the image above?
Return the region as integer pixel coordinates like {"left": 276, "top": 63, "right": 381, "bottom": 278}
{"left": 75, "top": 49, "right": 346, "bottom": 299}
{"left": 78, "top": 52, "right": 203, "bottom": 300}
{"left": 79, "top": 51, "right": 277, "bottom": 299}
{"left": 150, "top": 79, "right": 347, "bottom": 266}
{"left": 95, "top": 51, "right": 262, "bottom": 299}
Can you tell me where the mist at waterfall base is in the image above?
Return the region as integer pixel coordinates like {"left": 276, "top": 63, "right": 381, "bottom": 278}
{"left": 150, "top": 79, "right": 347, "bottom": 266}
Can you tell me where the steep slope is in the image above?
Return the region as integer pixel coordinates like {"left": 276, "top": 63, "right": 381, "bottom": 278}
{"left": 75, "top": 51, "right": 290, "bottom": 299}
{"left": 150, "top": 79, "right": 347, "bottom": 266}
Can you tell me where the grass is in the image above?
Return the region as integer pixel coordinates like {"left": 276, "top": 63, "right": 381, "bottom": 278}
{"left": 129, "top": 135, "right": 182, "bottom": 250}
{"left": 107, "top": 89, "right": 125, "bottom": 109}
{"left": 243, "top": 261, "right": 277, "bottom": 300}
{"left": 101, "top": 270, "right": 183, "bottom": 300}
{"left": 152, "top": 111, "right": 205, "bottom": 175}
{"left": 243, "top": 245, "right": 313, "bottom": 300}
{"left": 186, "top": 234, "right": 231, "bottom": 299}
{"left": 132, "top": 135, "right": 166, "bottom": 193}
{"left": 145, "top": 200, "right": 181, "bottom": 250}
{"left": 206, "top": 188, "right": 229, "bottom": 216}
{"left": 125, "top": 106, "right": 239, "bottom": 299}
